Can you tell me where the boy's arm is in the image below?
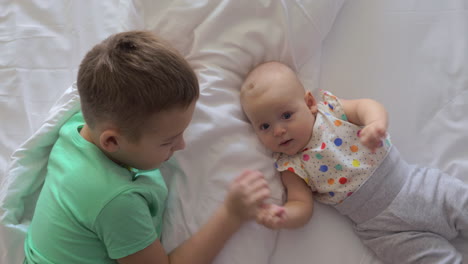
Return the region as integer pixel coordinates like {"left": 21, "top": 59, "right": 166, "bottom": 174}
{"left": 118, "top": 204, "right": 242, "bottom": 264}
{"left": 118, "top": 170, "right": 270, "bottom": 264}
{"left": 341, "top": 98, "right": 388, "bottom": 152}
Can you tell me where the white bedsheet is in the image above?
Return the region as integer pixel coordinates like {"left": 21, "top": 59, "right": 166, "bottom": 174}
{"left": 1, "top": 0, "right": 467, "bottom": 264}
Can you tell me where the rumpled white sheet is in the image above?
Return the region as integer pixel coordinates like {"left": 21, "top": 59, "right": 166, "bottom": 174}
{"left": 2, "top": 0, "right": 468, "bottom": 264}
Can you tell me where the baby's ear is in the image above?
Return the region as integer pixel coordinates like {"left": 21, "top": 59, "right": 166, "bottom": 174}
{"left": 305, "top": 91, "right": 318, "bottom": 114}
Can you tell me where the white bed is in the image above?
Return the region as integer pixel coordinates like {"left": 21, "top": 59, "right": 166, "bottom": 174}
{"left": 1, "top": 0, "right": 467, "bottom": 263}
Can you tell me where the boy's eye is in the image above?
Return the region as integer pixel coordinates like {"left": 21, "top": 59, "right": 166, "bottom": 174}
{"left": 259, "top": 123, "right": 270, "bottom": 130}
{"left": 282, "top": 112, "right": 292, "bottom": 119}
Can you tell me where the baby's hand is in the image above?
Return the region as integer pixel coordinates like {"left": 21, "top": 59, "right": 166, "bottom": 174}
{"left": 256, "top": 204, "right": 287, "bottom": 230}
{"left": 358, "top": 120, "right": 387, "bottom": 153}
{"left": 224, "top": 170, "right": 270, "bottom": 222}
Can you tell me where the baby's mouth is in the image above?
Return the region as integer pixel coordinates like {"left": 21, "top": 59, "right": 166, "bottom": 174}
{"left": 280, "top": 139, "right": 293, "bottom": 146}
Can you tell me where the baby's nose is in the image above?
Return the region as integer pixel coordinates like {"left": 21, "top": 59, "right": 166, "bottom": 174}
{"left": 273, "top": 126, "right": 286, "bottom": 136}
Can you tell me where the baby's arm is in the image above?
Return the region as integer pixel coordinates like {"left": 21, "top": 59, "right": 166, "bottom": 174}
{"left": 341, "top": 98, "right": 388, "bottom": 152}
{"left": 118, "top": 170, "right": 270, "bottom": 264}
{"left": 257, "top": 170, "right": 313, "bottom": 229}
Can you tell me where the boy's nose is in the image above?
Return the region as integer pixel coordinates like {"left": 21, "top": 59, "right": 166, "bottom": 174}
{"left": 173, "top": 136, "right": 186, "bottom": 151}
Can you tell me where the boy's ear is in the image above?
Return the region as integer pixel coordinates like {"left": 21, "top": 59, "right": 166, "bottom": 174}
{"left": 305, "top": 91, "right": 318, "bottom": 114}
{"left": 99, "top": 129, "right": 121, "bottom": 153}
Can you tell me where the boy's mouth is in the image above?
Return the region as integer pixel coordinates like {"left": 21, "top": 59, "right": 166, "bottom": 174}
{"left": 165, "top": 152, "right": 173, "bottom": 161}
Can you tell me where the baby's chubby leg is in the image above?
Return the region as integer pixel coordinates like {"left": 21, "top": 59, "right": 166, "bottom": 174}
{"left": 354, "top": 164, "right": 468, "bottom": 263}
{"left": 359, "top": 230, "right": 462, "bottom": 264}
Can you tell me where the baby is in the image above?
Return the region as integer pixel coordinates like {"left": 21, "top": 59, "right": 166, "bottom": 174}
{"left": 240, "top": 61, "right": 468, "bottom": 263}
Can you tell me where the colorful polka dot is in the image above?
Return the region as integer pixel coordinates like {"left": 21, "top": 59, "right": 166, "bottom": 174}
{"left": 328, "top": 104, "right": 334, "bottom": 111}
{"left": 274, "top": 162, "right": 278, "bottom": 169}
{"left": 288, "top": 167, "right": 295, "bottom": 173}
{"left": 334, "top": 138, "right": 343, "bottom": 146}
{"left": 347, "top": 192, "right": 353, "bottom": 197}
{"left": 339, "top": 177, "right": 348, "bottom": 184}
{"left": 319, "top": 165, "right": 328, "bottom": 172}
{"left": 321, "top": 142, "right": 326, "bottom": 149}
{"left": 303, "top": 154, "right": 310, "bottom": 161}
{"left": 357, "top": 130, "right": 361, "bottom": 137}
{"left": 283, "top": 162, "right": 289, "bottom": 166}
{"left": 341, "top": 114, "right": 347, "bottom": 121}
{"left": 352, "top": 159, "right": 360, "bottom": 167}
{"left": 316, "top": 154, "right": 323, "bottom": 159}
{"left": 334, "top": 120, "right": 342, "bottom": 126}
{"left": 327, "top": 178, "right": 335, "bottom": 185}
{"left": 335, "top": 164, "right": 343, "bottom": 171}
{"left": 350, "top": 145, "right": 359, "bottom": 152}
{"left": 329, "top": 192, "right": 335, "bottom": 197}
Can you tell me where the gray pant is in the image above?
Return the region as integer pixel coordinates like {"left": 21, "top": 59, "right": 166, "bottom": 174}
{"left": 335, "top": 147, "right": 468, "bottom": 264}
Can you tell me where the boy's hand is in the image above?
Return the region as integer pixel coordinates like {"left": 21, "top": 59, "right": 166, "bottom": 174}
{"left": 256, "top": 204, "right": 287, "bottom": 229}
{"left": 224, "top": 170, "right": 270, "bottom": 223}
{"left": 358, "top": 120, "right": 387, "bottom": 153}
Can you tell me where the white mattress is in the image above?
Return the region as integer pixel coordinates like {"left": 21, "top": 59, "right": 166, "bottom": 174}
{"left": 1, "top": 0, "right": 467, "bottom": 263}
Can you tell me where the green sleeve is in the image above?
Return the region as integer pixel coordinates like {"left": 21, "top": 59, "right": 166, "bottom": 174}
{"left": 94, "top": 191, "right": 159, "bottom": 260}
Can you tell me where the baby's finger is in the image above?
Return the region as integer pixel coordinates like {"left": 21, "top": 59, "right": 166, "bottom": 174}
{"left": 256, "top": 209, "right": 267, "bottom": 222}
{"left": 258, "top": 212, "right": 272, "bottom": 225}
{"left": 376, "top": 128, "right": 386, "bottom": 138}
{"left": 268, "top": 216, "right": 284, "bottom": 229}
{"left": 273, "top": 207, "right": 285, "bottom": 217}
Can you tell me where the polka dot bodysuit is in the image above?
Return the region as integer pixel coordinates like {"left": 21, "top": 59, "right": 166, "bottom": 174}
{"left": 274, "top": 91, "right": 392, "bottom": 205}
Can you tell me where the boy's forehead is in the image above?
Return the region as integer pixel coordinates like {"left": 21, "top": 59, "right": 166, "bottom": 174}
{"left": 147, "top": 102, "right": 196, "bottom": 135}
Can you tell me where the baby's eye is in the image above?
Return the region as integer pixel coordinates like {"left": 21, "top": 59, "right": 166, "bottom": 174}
{"left": 282, "top": 112, "right": 292, "bottom": 119}
{"left": 260, "top": 123, "right": 270, "bottom": 130}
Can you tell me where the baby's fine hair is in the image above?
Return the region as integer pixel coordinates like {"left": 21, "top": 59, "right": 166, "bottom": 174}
{"left": 240, "top": 61, "right": 298, "bottom": 102}
{"left": 77, "top": 30, "right": 199, "bottom": 141}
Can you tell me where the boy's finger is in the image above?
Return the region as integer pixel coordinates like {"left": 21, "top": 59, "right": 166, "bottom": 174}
{"left": 249, "top": 189, "right": 271, "bottom": 205}
{"left": 238, "top": 170, "right": 264, "bottom": 186}
{"left": 235, "top": 169, "right": 254, "bottom": 182}
{"left": 245, "top": 177, "right": 269, "bottom": 194}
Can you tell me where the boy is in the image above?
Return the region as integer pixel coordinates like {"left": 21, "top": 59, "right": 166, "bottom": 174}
{"left": 24, "top": 31, "right": 270, "bottom": 264}
{"left": 240, "top": 61, "right": 468, "bottom": 263}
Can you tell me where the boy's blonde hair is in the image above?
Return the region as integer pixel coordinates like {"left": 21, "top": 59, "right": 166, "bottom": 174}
{"left": 77, "top": 30, "right": 199, "bottom": 141}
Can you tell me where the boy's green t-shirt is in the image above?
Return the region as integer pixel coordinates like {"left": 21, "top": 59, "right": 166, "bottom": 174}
{"left": 24, "top": 112, "right": 168, "bottom": 264}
